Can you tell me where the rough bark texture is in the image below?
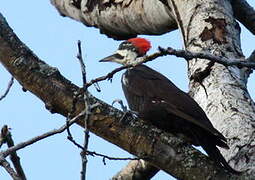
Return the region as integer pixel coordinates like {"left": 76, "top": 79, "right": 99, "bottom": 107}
{"left": 0, "top": 12, "right": 252, "bottom": 179}
{"left": 50, "top": 0, "right": 255, "bottom": 39}
{"left": 166, "top": 0, "right": 255, "bottom": 175}
{"left": 51, "top": 0, "right": 177, "bottom": 39}
{"left": 112, "top": 160, "right": 158, "bottom": 180}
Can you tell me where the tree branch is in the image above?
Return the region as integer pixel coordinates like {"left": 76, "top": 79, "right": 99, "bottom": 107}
{"left": 50, "top": 0, "right": 177, "bottom": 39}
{"left": 0, "top": 156, "right": 22, "bottom": 180}
{"left": 50, "top": 0, "right": 255, "bottom": 39}
{"left": 0, "top": 125, "right": 26, "bottom": 180}
{"left": 76, "top": 40, "right": 90, "bottom": 180}
{"left": 157, "top": 47, "right": 255, "bottom": 69}
{"left": 231, "top": 0, "right": 255, "bottom": 35}
{"left": 0, "top": 111, "right": 85, "bottom": 159}
{"left": 0, "top": 77, "right": 14, "bottom": 101}
{"left": 112, "top": 160, "right": 159, "bottom": 180}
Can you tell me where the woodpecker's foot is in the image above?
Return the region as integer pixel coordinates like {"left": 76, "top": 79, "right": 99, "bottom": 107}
{"left": 112, "top": 99, "right": 138, "bottom": 123}
{"left": 119, "top": 110, "right": 139, "bottom": 124}
{"left": 112, "top": 99, "right": 128, "bottom": 112}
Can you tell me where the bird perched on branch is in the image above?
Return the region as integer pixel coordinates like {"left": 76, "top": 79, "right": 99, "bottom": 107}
{"left": 100, "top": 37, "right": 239, "bottom": 174}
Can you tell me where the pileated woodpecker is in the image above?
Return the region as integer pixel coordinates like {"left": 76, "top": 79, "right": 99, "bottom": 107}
{"left": 100, "top": 38, "right": 238, "bottom": 174}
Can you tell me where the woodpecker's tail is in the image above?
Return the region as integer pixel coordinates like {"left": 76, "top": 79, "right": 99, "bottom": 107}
{"left": 201, "top": 141, "right": 241, "bottom": 174}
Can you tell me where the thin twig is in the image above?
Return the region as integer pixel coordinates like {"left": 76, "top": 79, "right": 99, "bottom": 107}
{"left": 85, "top": 52, "right": 163, "bottom": 89}
{"left": 85, "top": 65, "right": 130, "bottom": 88}
{"left": 0, "top": 125, "right": 26, "bottom": 180}
{"left": 0, "top": 77, "right": 14, "bottom": 101}
{"left": 66, "top": 133, "right": 140, "bottom": 164}
{"left": 0, "top": 111, "right": 85, "bottom": 158}
{"left": 158, "top": 47, "right": 255, "bottom": 68}
{"left": 76, "top": 40, "right": 90, "bottom": 180}
{"left": 87, "top": 151, "right": 140, "bottom": 165}
{"left": 0, "top": 112, "right": 85, "bottom": 180}
{"left": 86, "top": 47, "right": 255, "bottom": 89}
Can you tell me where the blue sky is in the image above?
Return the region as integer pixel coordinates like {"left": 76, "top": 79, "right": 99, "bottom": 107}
{"left": 0, "top": 1, "right": 254, "bottom": 180}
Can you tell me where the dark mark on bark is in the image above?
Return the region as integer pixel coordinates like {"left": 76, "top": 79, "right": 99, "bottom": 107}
{"left": 84, "top": 0, "right": 133, "bottom": 13}
{"left": 71, "top": 0, "right": 82, "bottom": 9}
{"left": 200, "top": 17, "right": 227, "bottom": 44}
{"left": 190, "top": 61, "right": 215, "bottom": 96}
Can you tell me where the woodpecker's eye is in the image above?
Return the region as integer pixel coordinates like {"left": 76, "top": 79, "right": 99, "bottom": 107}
{"left": 118, "top": 41, "right": 139, "bottom": 54}
{"left": 112, "top": 53, "right": 124, "bottom": 60}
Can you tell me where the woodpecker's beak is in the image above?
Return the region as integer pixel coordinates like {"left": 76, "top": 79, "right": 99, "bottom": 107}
{"left": 99, "top": 53, "right": 124, "bottom": 63}
{"left": 99, "top": 56, "right": 112, "bottom": 62}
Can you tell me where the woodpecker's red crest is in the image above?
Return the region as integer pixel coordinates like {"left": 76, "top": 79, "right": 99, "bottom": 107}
{"left": 99, "top": 37, "right": 151, "bottom": 65}
{"left": 127, "top": 38, "right": 151, "bottom": 56}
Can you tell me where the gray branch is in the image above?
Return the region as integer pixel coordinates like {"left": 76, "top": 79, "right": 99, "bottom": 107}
{"left": 0, "top": 156, "right": 22, "bottom": 180}
{"left": 0, "top": 77, "right": 14, "bottom": 101}
{"left": 112, "top": 160, "right": 159, "bottom": 180}
{"left": 0, "top": 111, "right": 85, "bottom": 158}
{"left": 0, "top": 125, "right": 26, "bottom": 180}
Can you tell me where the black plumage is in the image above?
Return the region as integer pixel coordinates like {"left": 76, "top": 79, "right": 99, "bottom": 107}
{"left": 121, "top": 64, "right": 238, "bottom": 173}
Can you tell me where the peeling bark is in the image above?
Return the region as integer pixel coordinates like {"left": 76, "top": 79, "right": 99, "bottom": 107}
{"left": 50, "top": 0, "right": 255, "bottom": 39}
{"left": 112, "top": 160, "right": 158, "bottom": 180}
{"left": 166, "top": 0, "right": 255, "bottom": 175}
{"left": 199, "top": 17, "right": 227, "bottom": 45}
{"left": 50, "top": 0, "right": 177, "bottom": 39}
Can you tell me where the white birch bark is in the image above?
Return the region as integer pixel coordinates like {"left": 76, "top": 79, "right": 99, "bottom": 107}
{"left": 167, "top": 0, "right": 255, "bottom": 173}
{"left": 51, "top": 0, "right": 177, "bottom": 39}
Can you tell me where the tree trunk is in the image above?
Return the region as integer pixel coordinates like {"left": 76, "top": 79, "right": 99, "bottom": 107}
{"left": 168, "top": 0, "right": 255, "bottom": 173}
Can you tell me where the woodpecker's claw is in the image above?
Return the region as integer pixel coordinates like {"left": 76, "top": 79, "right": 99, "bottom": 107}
{"left": 112, "top": 99, "right": 138, "bottom": 123}
{"left": 112, "top": 99, "right": 128, "bottom": 112}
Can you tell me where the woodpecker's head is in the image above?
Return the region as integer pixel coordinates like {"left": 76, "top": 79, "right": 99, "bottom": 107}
{"left": 99, "top": 38, "right": 151, "bottom": 65}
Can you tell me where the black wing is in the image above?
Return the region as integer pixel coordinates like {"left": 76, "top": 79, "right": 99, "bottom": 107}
{"left": 121, "top": 65, "right": 227, "bottom": 145}
{"left": 121, "top": 65, "right": 242, "bottom": 174}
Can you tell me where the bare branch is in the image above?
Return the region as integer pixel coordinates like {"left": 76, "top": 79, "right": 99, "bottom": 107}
{"left": 51, "top": 0, "right": 255, "bottom": 39}
{"left": 76, "top": 40, "right": 90, "bottom": 180}
{"left": 86, "top": 47, "right": 255, "bottom": 90}
{"left": 66, "top": 122, "right": 140, "bottom": 164}
{"left": 87, "top": 151, "right": 139, "bottom": 164}
{"left": 246, "top": 50, "right": 255, "bottom": 63}
{"left": 85, "top": 65, "right": 130, "bottom": 88}
{"left": 0, "top": 156, "right": 22, "bottom": 180}
{"left": 231, "top": 0, "right": 255, "bottom": 35}
{"left": 112, "top": 160, "right": 159, "bottom": 180}
{"left": 85, "top": 51, "right": 165, "bottom": 88}
{"left": 0, "top": 111, "right": 85, "bottom": 158}
{"left": 0, "top": 125, "right": 26, "bottom": 180}
{"left": 0, "top": 77, "right": 14, "bottom": 101}
{"left": 157, "top": 47, "right": 255, "bottom": 68}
